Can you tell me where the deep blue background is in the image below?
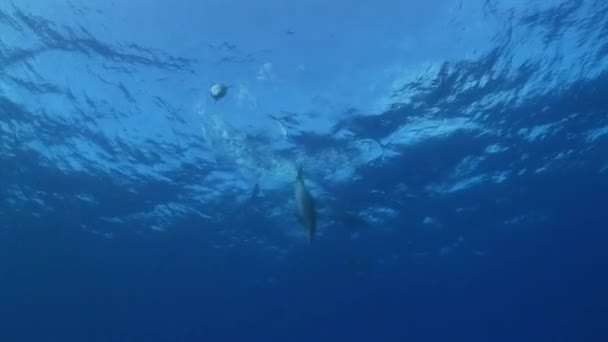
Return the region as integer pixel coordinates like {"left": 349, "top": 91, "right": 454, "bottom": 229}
{"left": 1, "top": 166, "right": 606, "bottom": 342}
{"left": 1, "top": 1, "right": 608, "bottom": 341}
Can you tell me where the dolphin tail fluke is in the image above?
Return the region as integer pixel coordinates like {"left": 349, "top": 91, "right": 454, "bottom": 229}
{"left": 296, "top": 164, "right": 304, "bottom": 180}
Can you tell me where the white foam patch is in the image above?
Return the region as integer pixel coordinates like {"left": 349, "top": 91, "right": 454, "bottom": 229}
{"left": 256, "top": 62, "right": 276, "bottom": 81}
{"left": 361, "top": 206, "right": 399, "bottom": 224}
{"left": 101, "top": 201, "right": 214, "bottom": 233}
{"left": 484, "top": 144, "right": 508, "bottom": 154}
{"left": 380, "top": 117, "right": 481, "bottom": 148}
{"left": 491, "top": 171, "right": 510, "bottom": 184}
{"left": 518, "top": 114, "right": 579, "bottom": 143}
{"left": 429, "top": 169, "right": 513, "bottom": 194}
{"left": 100, "top": 217, "right": 125, "bottom": 225}
{"left": 369, "top": 61, "right": 444, "bottom": 113}
{"left": 451, "top": 156, "right": 483, "bottom": 179}
{"left": 501, "top": 212, "right": 548, "bottom": 228}
{"left": 519, "top": 123, "right": 557, "bottom": 142}
{"left": 423, "top": 216, "right": 441, "bottom": 226}
{"left": 441, "top": 175, "right": 486, "bottom": 193}
{"left": 75, "top": 193, "right": 99, "bottom": 204}
{"left": 587, "top": 125, "right": 608, "bottom": 142}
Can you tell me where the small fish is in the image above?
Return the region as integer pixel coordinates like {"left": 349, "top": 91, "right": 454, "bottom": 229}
{"left": 209, "top": 83, "right": 230, "bottom": 101}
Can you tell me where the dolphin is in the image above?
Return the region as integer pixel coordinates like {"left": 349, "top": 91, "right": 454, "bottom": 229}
{"left": 294, "top": 165, "right": 316, "bottom": 243}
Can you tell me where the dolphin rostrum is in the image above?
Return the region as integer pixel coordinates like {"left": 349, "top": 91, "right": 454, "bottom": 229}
{"left": 294, "top": 165, "right": 316, "bottom": 243}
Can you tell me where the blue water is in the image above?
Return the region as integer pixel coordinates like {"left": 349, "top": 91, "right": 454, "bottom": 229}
{"left": 1, "top": 0, "right": 607, "bottom": 341}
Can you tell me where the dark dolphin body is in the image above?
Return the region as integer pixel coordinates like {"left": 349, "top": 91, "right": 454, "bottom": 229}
{"left": 293, "top": 165, "right": 316, "bottom": 243}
